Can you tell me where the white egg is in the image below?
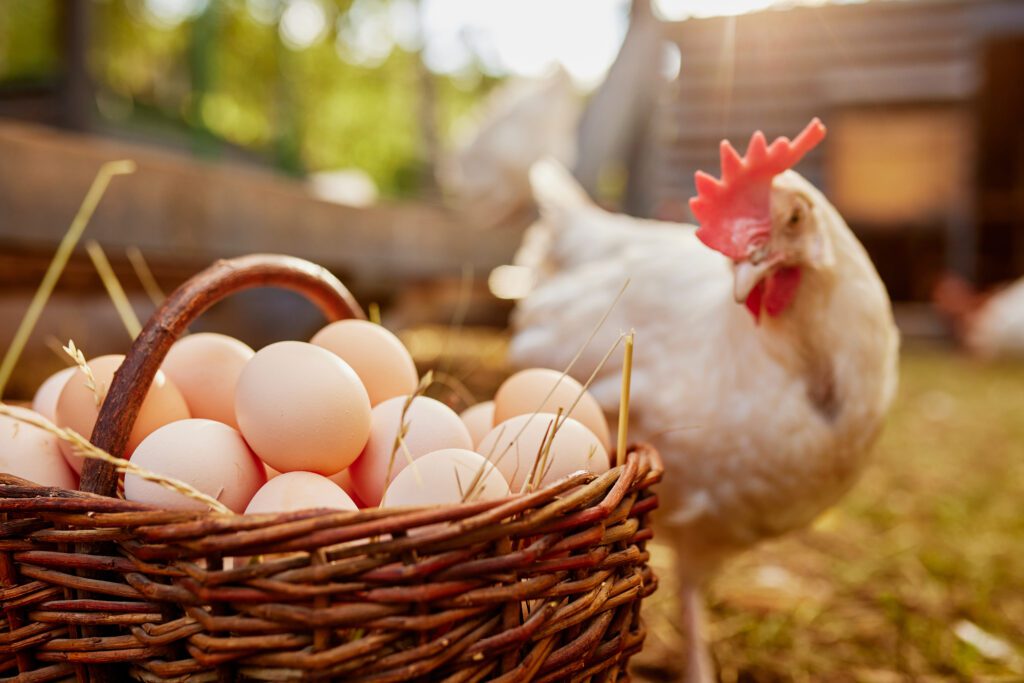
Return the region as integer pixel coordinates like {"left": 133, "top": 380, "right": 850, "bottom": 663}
{"left": 245, "top": 471, "right": 358, "bottom": 514}
{"left": 381, "top": 448, "right": 509, "bottom": 507}
{"left": 31, "top": 367, "right": 76, "bottom": 423}
{"left": 477, "top": 413, "right": 609, "bottom": 492}
{"left": 493, "top": 368, "right": 611, "bottom": 450}
{"left": 459, "top": 401, "right": 495, "bottom": 448}
{"left": 348, "top": 395, "right": 473, "bottom": 507}
{"left": 125, "top": 419, "right": 266, "bottom": 513}
{"left": 0, "top": 406, "right": 77, "bottom": 489}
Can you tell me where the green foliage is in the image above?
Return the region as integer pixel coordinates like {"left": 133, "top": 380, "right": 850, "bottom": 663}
{"left": 0, "top": 0, "right": 60, "bottom": 82}
{"left": 2, "top": 0, "right": 500, "bottom": 197}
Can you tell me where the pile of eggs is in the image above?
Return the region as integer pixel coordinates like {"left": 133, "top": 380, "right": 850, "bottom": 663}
{"left": 2, "top": 320, "right": 612, "bottom": 518}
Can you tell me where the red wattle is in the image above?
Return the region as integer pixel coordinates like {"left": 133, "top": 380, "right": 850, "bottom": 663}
{"left": 745, "top": 282, "right": 765, "bottom": 323}
{"left": 744, "top": 267, "right": 802, "bottom": 322}
{"left": 765, "top": 267, "right": 802, "bottom": 316}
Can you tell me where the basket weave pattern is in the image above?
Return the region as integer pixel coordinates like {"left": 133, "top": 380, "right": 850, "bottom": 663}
{"left": 0, "top": 255, "right": 662, "bottom": 682}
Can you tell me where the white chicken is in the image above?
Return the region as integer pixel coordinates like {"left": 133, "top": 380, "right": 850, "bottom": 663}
{"left": 440, "top": 67, "right": 580, "bottom": 227}
{"left": 934, "top": 274, "right": 1024, "bottom": 359}
{"left": 509, "top": 120, "right": 900, "bottom": 681}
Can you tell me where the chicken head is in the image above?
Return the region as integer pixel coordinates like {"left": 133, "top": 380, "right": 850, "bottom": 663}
{"left": 690, "top": 118, "right": 829, "bottom": 321}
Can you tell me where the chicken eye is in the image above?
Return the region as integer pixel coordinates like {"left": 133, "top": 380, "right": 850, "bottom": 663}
{"left": 787, "top": 206, "right": 802, "bottom": 227}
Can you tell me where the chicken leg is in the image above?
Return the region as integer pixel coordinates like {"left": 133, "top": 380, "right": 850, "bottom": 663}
{"left": 680, "top": 583, "right": 715, "bottom": 683}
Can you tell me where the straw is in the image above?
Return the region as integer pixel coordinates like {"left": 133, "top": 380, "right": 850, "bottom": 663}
{"left": 86, "top": 240, "right": 142, "bottom": 339}
{"left": 125, "top": 246, "right": 165, "bottom": 306}
{"left": 616, "top": 331, "right": 635, "bottom": 467}
{"left": 462, "top": 282, "right": 631, "bottom": 502}
{"left": 0, "top": 403, "right": 231, "bottom": 514}
{"left": 382, "top": 371, "right": 433, "bottom": 495}
{"left": 0, "top": 159, "right": 136, "bottom": 399}
{"left": 62, "top": 340, "right": 101, "bottom": 407}
{"left": 368, "top": 302, "right": 382, "bottom": 326}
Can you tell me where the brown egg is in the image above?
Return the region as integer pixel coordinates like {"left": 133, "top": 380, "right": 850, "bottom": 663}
{"left": 348, "top": 395, "right": 473, "bottom": 507}
{"left": 310, "top": 320, "right": 418, "bottom": 406}
{"left": 31, "top": 367, "right": 75, "bottom": 423}
{"left": 55, "top": 354, "right": 191, "bottom": 473}
{"left": 0, "top": 406, "right": 77, "bottom": 489}
{"left": 161, "top": 333, "right": 254, "bottom": 429}
{"left": 459, "top": 401, "right": 495, "bottom": 448}
{"left": 125, "top": 419, "right": 266, "bottom": 513}
{"left": 493, "top": 368, "right": 611, "bottom": 450}
{"left": 234, "top": 341, "right": 371, "bottom": 476}
{"left": 477, "top": 413, "right": 609, "bottom": 492}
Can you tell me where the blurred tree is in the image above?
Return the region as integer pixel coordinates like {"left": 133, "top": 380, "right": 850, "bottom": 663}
{"left": 1, "top": 0, "right": 499, "bottom": 197}
{"left": 0, "top": 0, "right": 60, "bottom": 82}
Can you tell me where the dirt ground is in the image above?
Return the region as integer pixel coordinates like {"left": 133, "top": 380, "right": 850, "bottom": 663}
{"left": 632, "top": 346, "right": 1024, "bottom": 682}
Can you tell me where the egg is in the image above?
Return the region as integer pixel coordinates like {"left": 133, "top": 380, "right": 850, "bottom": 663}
{"left": 161, "top": 333, "right": 254, "bottom": 429}
{"left": 310, "top": 320, "right": 418, "bottom": 406}
{"left": 348, "top": 395, "right": 473, "bottom": 506}
{"left": 31, "top": 367, "right": 76, "bottom": 423}
{"left": 55, "top": 354, "right": 191, "bottom": 473}
{"left": 245, "top": 471, "right": 358, "bottom": 514}
{"left": 459, "top": 401, "right": 495, "bottom": 448}
{"left": 328, "top": 467, "right": 365, "bottom": 507}
{"left": 0, "top": 406, "right": 77, "bottom": 488}
{"left": 381, "top": 448, "right": 509, "bottom": 508}
{"left": 477, "top": 413, "right": 609, "bottom": 491}
{"left": 124, "top": 419, "right": 266, "bottom": 513}
{"left": 234, "top": 341, "right": 371, "bottom": 476}
{"left": 493, "top": 368, "right": 612, "bottom": 450}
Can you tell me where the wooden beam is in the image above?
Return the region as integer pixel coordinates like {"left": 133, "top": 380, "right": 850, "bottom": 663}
{"left": 0, "top": 121, "right": 522, "bottom": 296}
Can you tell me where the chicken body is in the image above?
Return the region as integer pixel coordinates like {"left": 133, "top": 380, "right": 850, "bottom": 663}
{"left": 935, "top": 274, "right": 1024, "bottom": 359}
{"left": 440, "top": 68, "right": 579, "bottom": 226}
{"left": 510, "top": 161, "right": 899, "bottom": 678}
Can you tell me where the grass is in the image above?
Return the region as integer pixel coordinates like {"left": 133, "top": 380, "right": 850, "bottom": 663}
{"left": 636, "top": 345, "right": 1024, "bottom": 682}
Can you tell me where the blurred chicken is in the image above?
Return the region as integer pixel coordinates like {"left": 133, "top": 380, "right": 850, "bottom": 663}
{"left": 934, "top": 273, "right": 1024, "bottom": 359}
{"left": 440, "top": 67, "right": 580, "bottom": 227}
{"left": 510, "top": 120, "right": 899, "bottom": 681}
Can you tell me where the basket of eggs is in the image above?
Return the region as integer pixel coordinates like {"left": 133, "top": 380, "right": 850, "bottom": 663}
{"left": 0, "top": 254, "right": 661, "bottom": 682}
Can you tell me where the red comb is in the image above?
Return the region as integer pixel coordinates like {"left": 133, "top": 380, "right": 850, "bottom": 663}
{"left": 690, "top": 118, "right": 827, "bottom": 260}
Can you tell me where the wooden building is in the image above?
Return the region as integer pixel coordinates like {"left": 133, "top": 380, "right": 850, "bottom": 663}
{"left": 627, "top": 0, "right": 1024, "bottom": 301}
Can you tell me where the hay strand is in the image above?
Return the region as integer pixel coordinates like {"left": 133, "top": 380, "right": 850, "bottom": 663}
{"left": 86, "top": 240, "right": 142, "bottom": 339}
{"left": 125, "top": 246, "right": 165, "bottom": 307}
{"left": 0, "top": 403, "right": 231, "bottom": 514}
{"left": 0, "top": 159, "right": 136, "bottom": 399}
{"left": 616, "top": 331, "right": 635, "bottom": 467}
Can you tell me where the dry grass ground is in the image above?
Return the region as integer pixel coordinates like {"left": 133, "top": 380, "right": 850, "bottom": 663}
{"left": 635, "top": 346, "right": 1024, "bottom": 682}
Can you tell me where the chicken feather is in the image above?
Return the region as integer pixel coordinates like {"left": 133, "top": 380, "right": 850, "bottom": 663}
{"left": 511, "top": 159, "right": 899, "bottom": 661}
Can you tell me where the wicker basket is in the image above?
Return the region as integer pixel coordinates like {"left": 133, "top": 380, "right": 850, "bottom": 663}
{"left": 0, "top": 254, "right": 662, "bottom": 682}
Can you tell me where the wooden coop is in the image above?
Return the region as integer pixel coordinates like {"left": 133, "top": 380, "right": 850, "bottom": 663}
{"left": 620, "top": 0, "right": 1024, "bottom": 301}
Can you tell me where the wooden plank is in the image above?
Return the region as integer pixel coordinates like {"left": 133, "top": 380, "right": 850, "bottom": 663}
{"left": 0, "top": 121, "right": 522, "bottom": 293}
{"left": 646, "top": 0, "right": 1024, "bottom": 222}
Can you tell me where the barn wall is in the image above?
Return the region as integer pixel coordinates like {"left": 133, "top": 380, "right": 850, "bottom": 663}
{"left": 652, "top": 0, "right": 1024, "bottom": 298}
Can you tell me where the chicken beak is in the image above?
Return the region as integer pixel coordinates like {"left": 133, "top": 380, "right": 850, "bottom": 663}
{"left": 733, "top": 259, "right": 775, "bottom": 303}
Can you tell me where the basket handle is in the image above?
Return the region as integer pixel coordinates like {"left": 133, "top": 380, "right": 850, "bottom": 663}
{"left": 80, "top": 254, "right": 366, "bottom": 498}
